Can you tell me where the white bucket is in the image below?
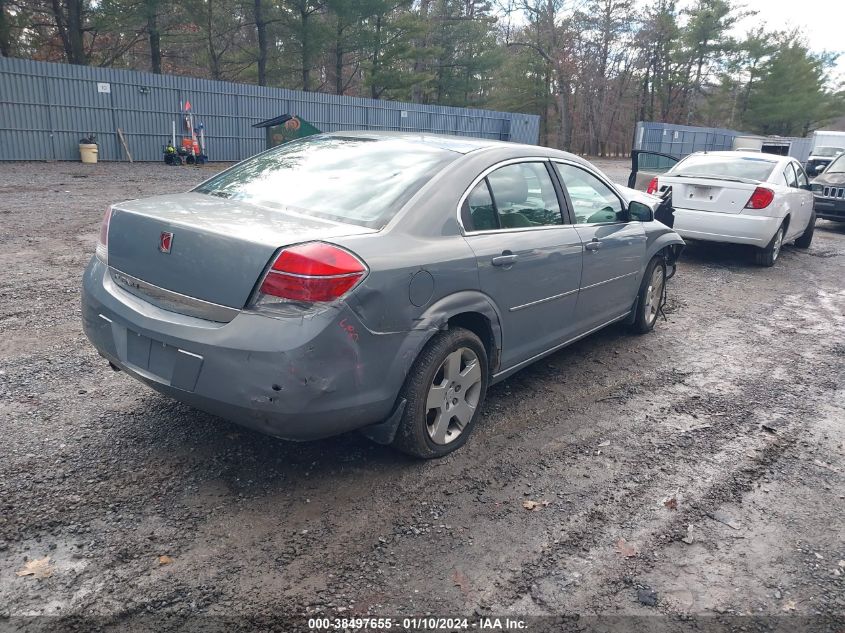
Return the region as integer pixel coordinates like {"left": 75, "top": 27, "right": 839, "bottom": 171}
{"left": 79, "top": 143, "right": 98, "bottom": 164}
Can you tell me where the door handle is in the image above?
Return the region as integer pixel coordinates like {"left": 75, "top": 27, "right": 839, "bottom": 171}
{"left": 492, "top": 253, "right": 519, "bottom": 267}
{"left": 585, "top": 239, "right": 602, "bottom": 252}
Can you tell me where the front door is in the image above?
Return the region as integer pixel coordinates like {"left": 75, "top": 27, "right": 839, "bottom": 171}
{"left": 553, "top": 161, "right": 647, "bottom": 330}
{"left": 461, "top": 161, "right": 583, "bottom": 369}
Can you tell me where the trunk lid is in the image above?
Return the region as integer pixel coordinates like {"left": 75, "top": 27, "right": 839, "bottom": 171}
{"left": 107, "top": 192, "right": 376, "bottom": 310}
{"left": 660, "top": 175, "right": 758, "bottom": 214}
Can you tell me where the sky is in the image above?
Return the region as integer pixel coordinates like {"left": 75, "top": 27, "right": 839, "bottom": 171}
{"left": 726, "top": 0, "right": 844, "bottom": 84}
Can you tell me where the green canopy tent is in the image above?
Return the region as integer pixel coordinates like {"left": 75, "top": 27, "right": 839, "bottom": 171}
{"left": 251, "top": 114, "right": 322, "bottom": 149}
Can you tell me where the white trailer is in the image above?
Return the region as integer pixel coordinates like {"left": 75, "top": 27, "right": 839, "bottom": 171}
{"left": 806, "top": 130, "right": 845, "bottom": 175}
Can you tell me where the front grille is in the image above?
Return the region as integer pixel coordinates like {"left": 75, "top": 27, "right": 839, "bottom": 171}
{"left": 820, "top": 186, "right": 845, "bottom": 200}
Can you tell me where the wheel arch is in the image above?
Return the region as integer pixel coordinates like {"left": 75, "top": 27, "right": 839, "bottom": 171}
{"left": 416, "top": 290, "right": 503, "bottom": 374}
{"left": 362, "top": 292, "right": 502, "bottom": 447}
{"left": 644, "top": 232, "right": 685, "bottom": 277}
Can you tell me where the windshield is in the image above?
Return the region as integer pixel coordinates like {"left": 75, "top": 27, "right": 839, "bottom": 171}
{"left": 813, "top": 146, "right": 844, "bottom": 158}
{"left": 825, "top": 154, "right": 845, "bottom": 174}
{"left": 668, "top": 154, "right": 776, "bottom": 181}
{"left": 194, "top": 135, "right": 460, "bottom": 228}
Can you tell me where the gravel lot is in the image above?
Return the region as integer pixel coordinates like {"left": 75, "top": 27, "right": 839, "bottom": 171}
{"left": 1, "top": 160, "right": 843, "bottom": 631}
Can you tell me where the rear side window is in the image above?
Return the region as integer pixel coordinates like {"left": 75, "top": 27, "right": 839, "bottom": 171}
{"left": 669, "top": 154, "right": 777, "bottom": 182}
{"left": 462, "top": 162, "right": 563, "bottom": 231}
{"left": 194, "top": 135, "right": 459, "bottom": 228}
{"left": 464, "top": 180, "right": 497, "bottom": 231}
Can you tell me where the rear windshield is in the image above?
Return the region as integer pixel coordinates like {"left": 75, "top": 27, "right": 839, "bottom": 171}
{"left": 669, "top": 154, "right": 777, "bottom": 182}
{"left": 194, "top": 135, "right": 459, "bottom": 228}
{"left": 813, "top": 146, "right": 843, "bottom": 158}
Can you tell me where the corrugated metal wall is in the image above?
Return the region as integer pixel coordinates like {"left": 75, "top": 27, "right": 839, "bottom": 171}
{"left": 634, "top": 121, "right": 739, "bottom": 156}
{"left": 634, "top": 121, "right": 813, "bottom": 162}
{"left": 777, "top": 137, "right": 813, "bottom": 162}
{"left": 0, "top": 57, "right": 540, "bottom": 162}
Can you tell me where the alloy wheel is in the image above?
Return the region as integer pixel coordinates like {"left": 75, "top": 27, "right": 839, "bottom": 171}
{"left": 425, "top": 347, "right": 483, "bottom": 445}
{"left": 644, "top": 265, "right": 665, "bottom": 325}
{"left": 772, "top": 227, "right": 783, "bottom": 262}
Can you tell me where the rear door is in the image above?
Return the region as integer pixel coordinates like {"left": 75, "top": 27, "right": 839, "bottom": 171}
{"left": 553, "top": 161, "right": 647, "bottom": 330}
{"left": 628, "top": 150, "right": 679, "bottom": 190}
{"left": 461, "top": 160, "right": 583, "bottom": 368}
{"left": 786, "top": 162, "right": 814, "bottom": 239}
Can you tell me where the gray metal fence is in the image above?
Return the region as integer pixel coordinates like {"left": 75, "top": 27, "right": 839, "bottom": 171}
{"left": 633, "top": 121, "right": 813, "bottom": 162}
{"left": 0, "top": 57, "right": 540, "bottom": 162}
{"left": 634, "top": 121, "right": 739, "bottom": 157}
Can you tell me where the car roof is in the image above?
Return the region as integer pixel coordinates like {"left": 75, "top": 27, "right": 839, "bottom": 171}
{"left": 322, "top": 130, "right": 582, "bottom": 161}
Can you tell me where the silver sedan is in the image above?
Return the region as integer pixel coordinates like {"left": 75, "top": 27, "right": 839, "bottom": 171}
{"left": 81, "top": 132, "right": 684, "bottom": 458}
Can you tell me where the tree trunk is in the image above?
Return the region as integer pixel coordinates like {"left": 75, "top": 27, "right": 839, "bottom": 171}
{"left": 370, "top": 15, "right": 381, "bottom": 100}
{"left": 254, "top": 0, "right": 267, "bottom": 85}
{"left": 685, "top": 48, "right": 707, "bottom": 124}
{"left": 558, "top": 88, "right": 570, "bottom": 151}
{"left": 66, "top": 0, "right": 86, "bottom": 64}
{"left": 146, "top": 0, "right": 162, "bottom": 74}
{"left": 51, "top": 0, "right": 86, "bottom": 64}
{"left": 301, "top": 6, "right": 310, "bottom": 91}
{"left": 207, "top": 1, "right": 221, "bottom": 79}
{"left": 411, "top": 0, "right": 431, "bottom": 103}
{"left": 333, "top": 14, "right": 343, "bottom": 94}
{"left": 0, "top": 0, "right": 11, "bottom": 57}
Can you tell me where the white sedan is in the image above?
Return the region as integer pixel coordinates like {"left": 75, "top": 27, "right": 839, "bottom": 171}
{"left": 647, "top": 152, "right": 815, "bottom": 266}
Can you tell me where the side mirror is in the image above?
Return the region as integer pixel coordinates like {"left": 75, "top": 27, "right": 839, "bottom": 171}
{"left": 628, "top": 200, "right": 654, "bottom": 222}
{"left": 814, "top": 165, "right": 826, "bottom": 174}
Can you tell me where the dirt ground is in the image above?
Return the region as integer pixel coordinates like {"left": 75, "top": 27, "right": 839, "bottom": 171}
{"left": 0, "top": 159, "right": 843, "bottom": 632}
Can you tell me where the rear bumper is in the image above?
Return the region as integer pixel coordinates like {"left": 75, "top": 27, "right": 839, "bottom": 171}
{"left": 813, "top": 196, "right": 845, "bottom": 221}
{"left": 672, "top": 208, "right": 781, "bottom": 246}
{"left": 81, "top": 257, "right": 425, "bottom": 441}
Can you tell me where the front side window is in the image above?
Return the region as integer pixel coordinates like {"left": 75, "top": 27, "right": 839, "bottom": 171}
{"left": 462, "top": 162, "right": 563, "bottom": 231}
{"left": 784, "top": 163, "right": 798, "bottom": 187}
{"left": 795, "top": 164, "right": 808, "bottom": 187}
{"left": 194, "top": 135, "right": 459, "bottom": 228}
{"left": 636, "top": 152, "right": 677, "bottom": 174}
{"left": 554, "top": 163, "right": 625, "bottom": 224}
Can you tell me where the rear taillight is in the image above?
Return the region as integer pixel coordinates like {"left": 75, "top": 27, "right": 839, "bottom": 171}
{"left": 95, "top": 207, "right": 112, "bottom": 263}
{"left": 647, "top": 177, "right": 659, "bottom": 195}
{"left": 745, "top": 187, "right": 774, "bottom": 210}
{"left": 255, "top": 242, "right": 367, "bottom": 305}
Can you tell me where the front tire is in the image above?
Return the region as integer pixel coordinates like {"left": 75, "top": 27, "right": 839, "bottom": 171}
{"left": 392, "top": 327, "right": 488, "bottom": 459}
{"left": 794, "top": 211, "right": 815, "bottom": 249}
{"left": 755, "top": 223, "right": 784, "bottom": 267}
{"left": 631, "top": 256, "right": 666, "bottom": 334}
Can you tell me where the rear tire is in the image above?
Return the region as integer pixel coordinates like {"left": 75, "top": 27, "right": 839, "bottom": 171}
{"left": 794, "top": 211, "right": 815, "bottom": 249}
{"left": 754, "top": 223, "right": 784, "bottom": 267}
{"left": 391, "top": 327, "right": 489, "bottom": 459}
{"left": 631, "top": 256, "right": 666, "bottom": 334}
